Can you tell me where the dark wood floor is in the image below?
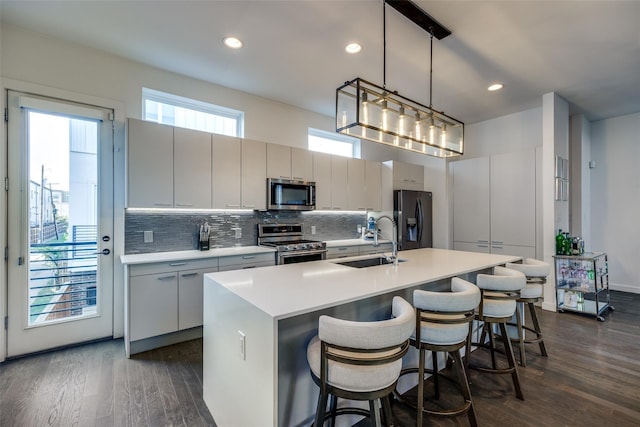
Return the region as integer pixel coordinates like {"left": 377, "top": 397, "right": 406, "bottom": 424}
{"left": 1, "top": 291, "right": 639, "bottom": 427}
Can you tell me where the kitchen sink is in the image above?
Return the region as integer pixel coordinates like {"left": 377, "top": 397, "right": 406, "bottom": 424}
{"left": 335, "top": 256, "right": 406, "bottom": 269}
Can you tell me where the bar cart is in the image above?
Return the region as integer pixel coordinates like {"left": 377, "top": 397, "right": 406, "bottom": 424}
{"left": 554, "top": 252, "right": 614, "bottom": 321}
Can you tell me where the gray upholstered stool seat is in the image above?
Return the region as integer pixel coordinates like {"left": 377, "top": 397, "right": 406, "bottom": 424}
{"left": 395, "top": 277, "right": 480, "bottom": 426}
{"left": 307, "top": 296, "right": 415, "bottom": 427}
{"left": 466, "top": 266, "right": 526, "bottom": 400}
{"left": 505, "top": 258, "right": 550, "bottom": 366}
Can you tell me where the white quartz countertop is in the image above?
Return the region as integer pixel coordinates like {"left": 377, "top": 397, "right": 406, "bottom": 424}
{"left": 120, "top": 246, "right": 276, "bottom": 265}
{"left": 204, "top": 248, "right": 521, "bottom": 320}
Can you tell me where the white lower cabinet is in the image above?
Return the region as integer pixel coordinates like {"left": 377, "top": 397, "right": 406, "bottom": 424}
{"left": 326, "top": 246, "right": 360, "bottom": 259}
{"left": 127, "top": 258, "right": 219, "bottom": 343}
{"left": 359, "top": 242, "right": 393, "bottom": 255}
{"left": 327, "top": 242, "right": 394, "bottom": 259}
{"left": 130, "top": 272, "right": 178, "bottom": 341}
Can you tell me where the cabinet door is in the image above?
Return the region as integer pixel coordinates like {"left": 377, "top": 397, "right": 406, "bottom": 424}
{"left": 364, "top": 160, "right": 382, "bottom": 211}
{"left": 212, "top": 134, "right": 242, "bottom": 209}
{"left": 453, "top": 241, "right": 491, "bottom": 254}
{"left": 313, "top": 152, "right": 332, "bottom": 210}
{"left": 174, "top": 127, "right": 212, "bottom": 209}
{"left": 291, "top": 147, "right": 313, "bottom": 181}
{"left": 331, "top": 156, "right": 349, "bottom": 210}
{"left": 178, "top": 267, "right": 217, "bottom": 330}
{"left": 347, "top": 158, "right": 367, "bottom": 211}
{"left": 490, "top": 150, "right": 536, "bottom": 247}
{"left": 127, "top": 118, "right": 174, "bottom": 208}
{"left": 452, "top": 157, "right": 490, "bottom": 243}
{"left": 266, "top": 143, "right": 291, "bottom": 179}
{"left": 409, "top": 163, "right": 424, "bottom": 190}
{"left": 326, "top": 246, "right": 359, "bottom": 259}
{"left": 129, "top": 272, "right": 178, "bottom": 341}
{"left": 241, "top": 139, "right": 267, "bottom": 209}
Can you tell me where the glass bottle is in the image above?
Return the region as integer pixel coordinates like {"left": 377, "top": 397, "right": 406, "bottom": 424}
{"left": 556, "top": 229, "right": 564, "bottom": 255}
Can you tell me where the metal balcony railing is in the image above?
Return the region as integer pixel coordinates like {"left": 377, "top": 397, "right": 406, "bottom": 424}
{"left": 29, "top": 240, "right": 97, "bottom": 325}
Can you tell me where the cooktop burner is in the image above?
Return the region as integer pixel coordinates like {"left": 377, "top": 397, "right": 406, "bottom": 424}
{"left": 257, "top": 224, "right": 326, "bottom": 252}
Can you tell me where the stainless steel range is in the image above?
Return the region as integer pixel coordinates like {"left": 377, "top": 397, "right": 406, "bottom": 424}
{"left": 258, "top": 223, "right": 327, "bottom": 265}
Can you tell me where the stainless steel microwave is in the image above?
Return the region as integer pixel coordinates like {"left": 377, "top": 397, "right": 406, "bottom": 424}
{"left": 267, "top": 178, "right": 316, "bottom": 211}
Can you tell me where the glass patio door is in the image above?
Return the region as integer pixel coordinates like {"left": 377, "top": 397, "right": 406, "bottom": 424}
{"left": 6, "top": 91, "right": 114, "bottom": 357}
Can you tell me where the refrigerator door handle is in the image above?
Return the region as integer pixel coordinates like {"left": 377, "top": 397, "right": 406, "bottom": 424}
{"left": 416, "top": 197, "right": 423, "bottom": 244}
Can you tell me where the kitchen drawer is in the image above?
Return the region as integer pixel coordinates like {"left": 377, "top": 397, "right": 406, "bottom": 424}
{"left": 218, "top": 252, "right": 275, "bottom": 269}
{"left": 326, "top": 246, "right": 360, "bottom": 259}
{"left": 129, "top": 258, "right": 219, "bottom": 277}
{"left": 359, "top": 242, "right": 393, "bottom": 255}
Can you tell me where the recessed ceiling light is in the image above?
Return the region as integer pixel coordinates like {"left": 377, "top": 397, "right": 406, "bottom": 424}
{"left": 223, "top": 36, "right": 243, "bottom": 49}
{"left": 488, "top": 83, "right": 504, "bottom": 91}
{"left": 345, "top": 43, "right": 362, "bottom": 54}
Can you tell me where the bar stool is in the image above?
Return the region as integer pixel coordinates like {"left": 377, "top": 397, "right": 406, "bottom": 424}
{"left": 306, "top": 296, "right": 415, "bottom": 427}
{"left": 505, "top": 258, "right": 550, "bottom": 366}
{"left": 395, "top": 277, "right": 481, "bottom": 426}
{"left": 466, "top": 266, "right": 526, "bottom": 400}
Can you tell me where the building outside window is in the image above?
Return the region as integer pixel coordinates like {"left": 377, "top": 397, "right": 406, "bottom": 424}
{"left": 308, "top": 128, "right": 360, "bottom": 158}
{"left": 142, "top": 87, "right": 244, "bottom": 137}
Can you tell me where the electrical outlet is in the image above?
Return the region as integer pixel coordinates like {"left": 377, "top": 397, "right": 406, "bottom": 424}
{"left": 238, "top": 331, "right": 246, "bottom": 360}
{"left": 311, "top": 225, "right": 316, "bottom": 235}
{"left": 143, "top": 230, "right": 153, "bottom": 243}
{"left": 233, "top": 227, "right": 242, "bottom": 239}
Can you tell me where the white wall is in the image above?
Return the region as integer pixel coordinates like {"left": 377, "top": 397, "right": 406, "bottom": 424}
{"left": 591, "top": 112, "right": 640, "bottom": 293}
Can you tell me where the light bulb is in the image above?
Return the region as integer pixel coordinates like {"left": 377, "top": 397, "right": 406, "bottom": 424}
{"left": 381, "top": 100, "right": 388, "bottom": 132}
{"left": 441, "top": 124, "right": 447, "bottom": 147}
{"left": 398, "top": 106, "right": 405, "bottom": 135}
{"left": 415, "top": 112, "right": 421, "bottom": 140}
{"left": 429, "top": 117, "right": 435, "bottom": 145}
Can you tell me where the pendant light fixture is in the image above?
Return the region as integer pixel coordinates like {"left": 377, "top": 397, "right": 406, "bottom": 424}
{"left": 336, "top": 0, "right": 464, "bottom": 157}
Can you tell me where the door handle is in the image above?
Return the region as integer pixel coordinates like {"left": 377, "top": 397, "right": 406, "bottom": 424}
{"left": 93, "top": 249, "right": 111, "bottom": 255}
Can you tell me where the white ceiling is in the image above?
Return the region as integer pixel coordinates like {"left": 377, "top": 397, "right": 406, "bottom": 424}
{"left": 2, "top": 0, "right": 639, "bottom": 125}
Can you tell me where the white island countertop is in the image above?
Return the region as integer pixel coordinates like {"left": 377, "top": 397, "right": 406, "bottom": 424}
{"left": 204, "top": 248, "right": 521, "bottom": 320}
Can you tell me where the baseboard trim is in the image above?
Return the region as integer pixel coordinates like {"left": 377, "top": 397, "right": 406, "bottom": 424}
{"left": 610, "top": 283, "right": 640, "bottom": 294}
{"left": 129, "top": 326, "right": 203, "bottom": 356}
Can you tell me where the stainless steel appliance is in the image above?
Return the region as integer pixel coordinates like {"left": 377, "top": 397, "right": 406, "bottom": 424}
{"left": 258, "top": 223, "right": 326, "bottom": 265}
{"left": 267, "top": 178, "right": 316, "bottom": 211}
{"left": 394, "top": 190, "right": 433, "bottom": 250}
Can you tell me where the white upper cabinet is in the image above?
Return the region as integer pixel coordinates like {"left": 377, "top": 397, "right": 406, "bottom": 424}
{"left": 313, "top": 152, "right": 332, "bottom": 210}
{"left": 127, "top": 118, "right": 174, "bottom": 208}
{"left": 291, "top": 147, "right": 313, "bottom": 181}
{"left": 347, "top": 158, "right": 367, "bottom": 211}
{"left": 490, "top": 150, "right": 536, "bottom": 247}
{"left": 391, "top": 160, "right": 424, "bottom": 191}
{"left": 241, "top": 139, "right": 267, "bottom": 210}
{"left": 266, "top": 143, "right": 291, "bottom": 179}
{"left": 364, "top": 160, "right": 382, "bottom": 211}
{"left": 330, "top": 156, "right": 349, "bottom": 210}
{"left": 173, "top": 127, "right": 212, "bottom": 209}
{"left": 452, "top": 156, "right": 491, "bottom": 245}
{"left": 452, "top": 149, "right": 536, "bottom": 255}
{"left": 267, "top": 144, "right": 313, "bottom": 182}
{"left": 212, "top": 134, "right": 242, "bottom": 209}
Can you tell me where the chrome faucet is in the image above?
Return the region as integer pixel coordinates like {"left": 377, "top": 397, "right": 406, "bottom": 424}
{"left": 373, "top": 215, "right": 398, "bottom": 266}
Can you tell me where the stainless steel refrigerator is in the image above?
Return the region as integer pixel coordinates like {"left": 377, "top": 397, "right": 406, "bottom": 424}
{"left": 394, "top": 190, "right": 433, "bottom": 250}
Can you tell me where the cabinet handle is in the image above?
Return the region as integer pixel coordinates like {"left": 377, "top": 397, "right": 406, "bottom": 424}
{"left": 169, "top": 262, "right": 187, "bottom": 267}
{"left": 154, "top": 203, "right": 172, "bottom": 207}
{"left": 226, "top": 204, "right": 241, "bottom": 208}
{"left": 333, "top": 207, "right": 342, "bottom": 210}
{"left": 280, "top": 175, "right": 289, "bottom": 179}
{"left": 242, "top": 255, "right": 256, "bottom": 259}
{"left": 181, "top": 272, "right": 198, "bottom": 278}
{"left": 478, "top": 240, "right": 489, "bottom": 244}
{"left": 157, "top": 274, "right": 176, "bottom": 281}
{"left": 242, "top": 266, "right": 256, "bottom": 269}
{"left": 491, "top": 241, "right": 503, "bottom": 245}
{"left": 293, "top": 176, "right": 304, "bottom": 180}
{"left": 338, "top": 247, "right": 348, "bottom": 251}
{"left": 243, "top": 204, "right": 255, "bottom": 208}
{"left": 175, "top": 203, "right": 193, "bottom": 207}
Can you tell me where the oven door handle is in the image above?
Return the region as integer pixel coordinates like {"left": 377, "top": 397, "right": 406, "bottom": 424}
{"left": 279, "top": 249, "right": 327, "bottom": 258}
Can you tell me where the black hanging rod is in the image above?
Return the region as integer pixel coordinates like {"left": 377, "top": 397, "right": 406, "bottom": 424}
{"left": 384, "top": 0, "right": 452, "bottom": 40}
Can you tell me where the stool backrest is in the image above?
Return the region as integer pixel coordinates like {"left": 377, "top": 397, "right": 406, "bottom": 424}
{"left": 318, "top": 296, "right": 415, "bottom": 367}
{"left": 506, "top": 258, "right": 550, "bottom": 283}
{"left": 477, "top": 266, "right": 526, "bottom": 292}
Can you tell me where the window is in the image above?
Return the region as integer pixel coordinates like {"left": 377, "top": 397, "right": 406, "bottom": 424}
{"left": 308, "top": 128, "right": 360, "bottom": 158}
{"left": 142, "top": 88, "right": 244, "bottom": 137}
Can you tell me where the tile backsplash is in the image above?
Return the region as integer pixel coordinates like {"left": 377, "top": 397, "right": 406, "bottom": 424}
{"left": 125, "top": 210, "right": 368, "bottom": 254}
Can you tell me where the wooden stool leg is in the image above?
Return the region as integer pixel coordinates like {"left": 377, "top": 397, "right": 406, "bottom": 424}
{"left": 515, "top": 303, "right": 526, "bottom": 366}
{"left": 499, "top": 322, "right": 524, "bottom": 400}
{"left": 528, "top": 302, "right": 548, "bottom": 357}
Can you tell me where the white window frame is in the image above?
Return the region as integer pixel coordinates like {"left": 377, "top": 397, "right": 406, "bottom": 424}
{"left": 308, "top": 128, "right": 360, "bottom": 158}
{"left": 142, "top": 87, "right": 244, "bottom": 137}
